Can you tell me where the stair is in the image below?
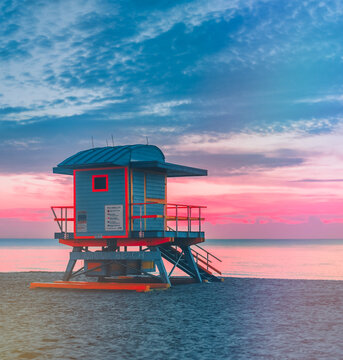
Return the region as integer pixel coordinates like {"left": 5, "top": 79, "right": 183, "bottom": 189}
{"left": 159, "top": 245, "right": 222, "bottom": 282}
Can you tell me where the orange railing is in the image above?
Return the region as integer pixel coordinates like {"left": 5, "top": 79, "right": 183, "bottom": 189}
{"left": 52, "top": 202, "right": 206, "bottom": 237}
{"left": 130, "top": 202, "right": 206, "bottom": 233}
{"left": 168, "top": 244, "right": 222, "bottom": 276}
{"left": 192, "top": 244, "right": 222, "bottom": 274}
{"left": 51, "top": 206, "right": 74, "bottom": 239}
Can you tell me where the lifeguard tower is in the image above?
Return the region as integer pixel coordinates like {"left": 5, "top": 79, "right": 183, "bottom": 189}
{"left": 31, "top": 145, "right": 222, "bottom": 292}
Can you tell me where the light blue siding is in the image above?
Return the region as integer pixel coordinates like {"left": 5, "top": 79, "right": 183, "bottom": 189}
{"left": 146, "top": 173, "right": 165, "bottom": 199}
{"left": 75, "top": 168, "right": 127, "bottom": 237}
{"left": 132, "top": 171, "right": 145, "bottom": 231}
{"left": 146, "top": 172, "right": 165, "bottom": 230}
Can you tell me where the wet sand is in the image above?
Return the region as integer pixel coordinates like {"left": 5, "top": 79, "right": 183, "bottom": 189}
{"left": 1, "top": 272, "right": 343, "bottom": 359}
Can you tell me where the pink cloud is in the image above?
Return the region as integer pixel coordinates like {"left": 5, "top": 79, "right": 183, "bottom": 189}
{"left": 0, "top": 173, "right": 73, "bottom": 237}
{"left": 1, "top": 171, "right": 343, "bottom": 238}
{"left": 166, "top": 176, "right": 343, "bottom": 237}
{"left": 0, "top": 173, "right": 73, "bottom": 210}
{"left": 0, "top": 208, "right": 51, "bottom": 222}
{"left": 203, "top": 218, "right": 343, "bottom": 239}
{"left": 321, "top": 218, "right": 343, "bottom": 224}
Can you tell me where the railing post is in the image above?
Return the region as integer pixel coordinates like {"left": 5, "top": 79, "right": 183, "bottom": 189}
{"left": 199, "top": 207, "right": 201, "bottom": 233}
{"left": 187, "top": 206, "right": 190, "bottom": 233}
{"left": 176, "top": 205, "right": 178, "bottom": 234}
{"left": 163, "top": 203, "right": 165, "bottom": 237}
{"left": 140, "top": 205, "right": 142, "bottom": 232}
{"left": 129, "top": 203, "right": 132, "bottom": 232}
{"left": 190, "top": 206, "right": 192, "bottom": 232}
{"left": 65, "top": 207, "right": 68, "bottom": 239}
{"left": 61, "top": 208, "right": 63, "bottom": 237}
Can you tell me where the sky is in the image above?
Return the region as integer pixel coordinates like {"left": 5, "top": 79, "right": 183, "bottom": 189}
{"left": 1, "top": 0, "right": 343, "bottom": 239}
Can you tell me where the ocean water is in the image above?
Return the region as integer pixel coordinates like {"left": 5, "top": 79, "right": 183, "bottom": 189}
{"left": 1, "top": 238, "right": 343, "bottom": 280}
{"left": 1, "top": 239, "right": 343, "bottom": 359}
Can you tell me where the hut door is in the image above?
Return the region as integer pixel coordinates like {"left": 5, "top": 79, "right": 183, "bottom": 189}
{"left": 145, "top": 173, "right": 166, "bottom": 231}
{"left": 132, "top": 171, "right": 145, "bottom": 231}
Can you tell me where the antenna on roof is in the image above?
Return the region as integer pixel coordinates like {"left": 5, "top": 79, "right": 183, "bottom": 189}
{"left": 106, "top": 139, "right": 108, "bottom": 147}
{"left": 91, "top": 136, "right": 94, "bottom": 148}
{"left": 111, "top": 134, "right": 114, "bottom": 146}
{"left": 146, "top": 136, "right": 149, "bottom": 145}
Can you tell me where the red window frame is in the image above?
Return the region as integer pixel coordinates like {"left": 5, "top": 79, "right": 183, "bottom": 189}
{"left": 92, "top": 174, "right": 108, "bottom": 192}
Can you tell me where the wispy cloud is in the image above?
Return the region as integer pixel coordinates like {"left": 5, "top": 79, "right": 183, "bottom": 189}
{"left": 296, "top": 94, "right": 343, "bottom": 104}
{"left": 3, "top": 138, "right": 41, "bottom": 149}
{"left": 125, "top": 0, "right": 250, "bottom": 44}
{"left": 140, "top": 100, "right": 191, "bottom": 116}
{"left": 165, "top": 118, "right": 343, "bottom": 184}
{"left": 293, "top": 179, "right": 343, "bottom": 182}
{"left": 0, "top": 0, "right": 126, "bottom": 120}
{"left": 1, "top": 95, "right": 126, "bottom": 121}
{"left": 168, "top": 118, "right": 343, "bottom": 156}
{"left": 186, "top": 1, "right": 343, "bottom": 71}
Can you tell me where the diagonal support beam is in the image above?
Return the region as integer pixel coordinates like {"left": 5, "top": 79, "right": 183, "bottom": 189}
{"left": 168, "top": 249, "right": 184, "bottom": 277}
{"left": 182, "top": 246, "right": 202, "bottom": 283}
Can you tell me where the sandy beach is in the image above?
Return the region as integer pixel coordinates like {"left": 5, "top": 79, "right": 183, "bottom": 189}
{"left": 1, "top": 272, "right": 343, "bottom": 359}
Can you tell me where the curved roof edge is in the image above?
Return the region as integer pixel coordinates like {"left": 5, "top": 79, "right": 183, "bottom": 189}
{"left": 57, "top": 145, "right": 164, "bottom": 167}
{"left": 54, "top": 144, "right": 207, "bottom": 177}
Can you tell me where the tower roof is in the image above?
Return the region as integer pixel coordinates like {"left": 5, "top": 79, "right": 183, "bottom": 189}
{"left": 53, "top": 144, "right": 207, "bottom": 177}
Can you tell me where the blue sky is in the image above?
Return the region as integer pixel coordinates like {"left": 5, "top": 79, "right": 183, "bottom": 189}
{"left": 1, "top": 0, "right": 343, "bottom": 238}
{"left": 1, "top": 0, "right": 342, "bottom": 172}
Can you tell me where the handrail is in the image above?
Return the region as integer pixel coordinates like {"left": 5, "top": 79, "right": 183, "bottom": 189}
{"left": 191, "top": 249, "right": 212, "bottom": 263}
{"left": 130, "top": 202, "right": 206, "bottom": 233}
{"left": 195, "top": 255, "right": 222, "bottom": 275}
{"left": 131, "top": 202, "right": 206, "bottom": 208}
{"left": 194, "top": 244, "right": 222, "bottom": 262}
{"left": 51, "top": 206, "right": 74, "bottom": 240}
{"left": 130, "top": 202, "right": 158, "bottom": 206}
{"left": 191, "top": 245, "right": 222, "bottom": 274}
{"left": 167, "top": 203, "right": 207, "bottom": 209}
{"left": 51, "top": 206, "right": 74, "bottom": 209}
{"left": 170, "top": 245, "right": 222, "bottom": 275}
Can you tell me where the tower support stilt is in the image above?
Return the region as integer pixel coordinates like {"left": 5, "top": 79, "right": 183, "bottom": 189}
{"left": 62, "top": 247, "right": 82, "bottom": 281}
{"left": 150, "top": 247, "right": 171, "bottom": 286}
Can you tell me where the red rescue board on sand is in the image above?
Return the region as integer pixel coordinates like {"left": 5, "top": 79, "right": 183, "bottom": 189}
{"left": 30, "top": 281, "right": 170, "bottom": 292}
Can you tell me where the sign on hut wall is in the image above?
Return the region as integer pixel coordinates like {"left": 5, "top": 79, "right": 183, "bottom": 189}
{"left": 76, "top": 211, "right": 87, "bottom": 232}
{"left": 105, "top": 205, "right": 123, "bottom": 231}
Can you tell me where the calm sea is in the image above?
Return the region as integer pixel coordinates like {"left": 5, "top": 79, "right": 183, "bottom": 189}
{"left": 1, "top": 238, "right": 343, "bottom": 280}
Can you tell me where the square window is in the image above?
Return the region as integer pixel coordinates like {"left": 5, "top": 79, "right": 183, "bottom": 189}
{"left": 92, "top": 175, "right": 108, "bottom": 192}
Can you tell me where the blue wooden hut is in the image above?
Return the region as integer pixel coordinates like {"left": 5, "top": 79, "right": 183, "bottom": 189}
{"left": 33, "top": 145, "right": 222, "bottom": 291}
